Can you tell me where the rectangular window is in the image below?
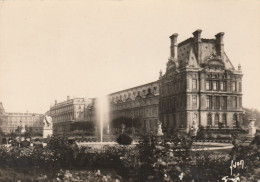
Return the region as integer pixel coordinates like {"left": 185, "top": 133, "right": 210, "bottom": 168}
{"left": 192, "top": 79, "right": 197, "bottom": 90}
{"left": 232, "top": 82, "right": 236, "bottom": 92}
{"left": 239, "top": 82, "right": 242, "bottom": 92}
{"left": 221, "top": 96, "right": 227, "bottom": 109}
{"left": 206, "top": 81, "right": 210, "bottom": 91}
{"left": 232, "top": 97, "right": 237, "bottom": 108}
{"left": 192, "top": 95, "right": 197, "bottom": 107}
{"left": 206, "top": 96, "right": 210, "bottom": 108}
{"left": 215, "top": 96, "right": 220, "bottom": 109}
{"left": 207, "top": 114, "right": 212, "bottom": 126}
{"left": 212, "top": 81, "right": 217, "bottom": 91}
{"left": 220, "top": 82, "right": 224, "bottom": 91}
{"left": 212, "top": 96, "right": 216, "bottom": 109}
{"left": 222, "top": 114, "right": 227, "bottom": 126}
{"left": 187, "top": 79, "right": 190, "bottom": 90}
{"left": 215, "top": 114, "right": 219, "bottom": 126}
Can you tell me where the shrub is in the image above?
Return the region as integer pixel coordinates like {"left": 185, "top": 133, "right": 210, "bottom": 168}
{"left": 116, "top": 133, "right": 133, "bottom": 145}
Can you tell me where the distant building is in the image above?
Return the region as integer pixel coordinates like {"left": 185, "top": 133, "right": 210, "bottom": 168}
{"left": 0, "top": 102, "right": 43, "bottom": 134}
{"left": 48, "top": 96, "right": 87, "bottom": 134}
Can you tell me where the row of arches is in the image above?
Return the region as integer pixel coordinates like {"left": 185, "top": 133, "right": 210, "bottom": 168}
{"left": 207, "top": 113, "right": 239, "bottom": 127}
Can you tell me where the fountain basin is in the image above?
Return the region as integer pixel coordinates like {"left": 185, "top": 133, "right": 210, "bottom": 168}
{"left": 76, "top": 141, "right": 233, "bottom": 151}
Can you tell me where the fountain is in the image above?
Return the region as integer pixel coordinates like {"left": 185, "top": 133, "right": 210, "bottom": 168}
{"left": 97, "top": 95, "right": 109, "bottom": 142}
{"left": 76, "top": 94, "right": 116, "bottom": 148}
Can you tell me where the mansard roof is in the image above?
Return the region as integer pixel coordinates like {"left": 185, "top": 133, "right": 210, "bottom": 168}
{"left": 166, "top": 33, "right": 235, "bottom": 72}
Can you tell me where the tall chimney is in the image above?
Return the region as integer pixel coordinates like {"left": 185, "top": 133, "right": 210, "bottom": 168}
{"left": 170, "top": 33, "right": 178, "bottom": 59}
{"left": 67, "top": 95, "right": 70, "bottom": 101}
{"left": 215, "top": 32, "right": 224, "bottom": 59}
{"left": 192, "top": 29, "right": 202, "bottom": 64}
{"left": 193, "top": 29, "right": 202, "bottom": 42}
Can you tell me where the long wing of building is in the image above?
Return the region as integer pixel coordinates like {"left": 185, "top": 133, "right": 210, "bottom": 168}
{"left": 47, "top": 29, "right": 243, "bottom": 135}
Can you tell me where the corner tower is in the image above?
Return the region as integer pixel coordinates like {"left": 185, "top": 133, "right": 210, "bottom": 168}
{"left": 159, "top": 30, "right": 243, "bottom": 134}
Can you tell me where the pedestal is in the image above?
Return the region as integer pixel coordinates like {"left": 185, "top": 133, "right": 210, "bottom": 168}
{"left": 43, "top": 128, "right": 53, "bottom": 138}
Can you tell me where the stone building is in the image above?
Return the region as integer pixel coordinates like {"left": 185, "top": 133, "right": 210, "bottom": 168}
{"left": 48, "top": 96, "right": 88, "bottom": 134}
{"left": 50, "top": 29, "right": 244, "bottom": 135}
{"left": 108, "top": 81, "right": 159, "bottom": 132}
{"left": 84, "top": 81, "right": 160, "bottom": 134}
{"left": 0, "top": 102, "right": 43, "bottom": 134}
{"left": 159, "top": 30, "right": 243, "bottom": 133}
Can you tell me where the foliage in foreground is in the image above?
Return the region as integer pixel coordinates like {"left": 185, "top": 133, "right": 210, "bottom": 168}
{"left": 0, "top": 134, "right": 259, "bottom": 181}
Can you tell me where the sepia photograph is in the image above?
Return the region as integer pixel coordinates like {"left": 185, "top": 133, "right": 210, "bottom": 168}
{"left": 0, "top": 0, "right": 260, "bottom": 181}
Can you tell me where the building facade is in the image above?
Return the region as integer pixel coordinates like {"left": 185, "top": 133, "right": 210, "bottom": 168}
{"left": 159, "top": 30, "right": 243, "bottom": 133}
{"left": 48, "top": 96, "right": 88, "bottom": 134}
{"left": 0, "top": 102, "right": 43, "bottom": 134}
{"left": 108, "top": 81, "right": 159, "bottom": 133}
{"left": 49, "top": 29, "right": 243, "bottom": 135}
{"left": 83, "top": 82, "right": 160, "bottom": 134}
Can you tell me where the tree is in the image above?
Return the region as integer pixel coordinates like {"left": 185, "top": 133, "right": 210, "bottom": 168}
{"left": 243, "top": 107, "right": 260, "bottom": 126}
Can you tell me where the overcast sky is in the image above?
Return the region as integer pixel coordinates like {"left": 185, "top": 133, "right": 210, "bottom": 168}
{"left": 0, "top": 0, "right": 260, "bottom": 113}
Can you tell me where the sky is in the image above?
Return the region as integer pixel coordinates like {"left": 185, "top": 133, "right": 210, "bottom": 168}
{"left": 0, "top": 0, "right": 260, "bottom": 113}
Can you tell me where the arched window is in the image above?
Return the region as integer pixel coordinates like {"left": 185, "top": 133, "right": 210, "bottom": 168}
{"left": 207, "top": 113, "right": 212, "bottom": 126}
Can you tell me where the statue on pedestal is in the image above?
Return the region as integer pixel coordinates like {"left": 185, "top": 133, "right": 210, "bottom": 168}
{"left": 42, "top": 115, "right": 53, "bottom": 138}
{"left": 157, "top": 121, "right": 164, "bottom": 136}
{"left": 20, "top": 123, "right": 26, "bottom": 134}
{"left": 191, "top": 113, "right": 199, "bottom": 136}
{"left": 248, "top": 118, "right": 256, "bottom": 137}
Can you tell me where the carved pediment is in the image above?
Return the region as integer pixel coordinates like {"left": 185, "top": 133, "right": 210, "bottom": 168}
{"left": 207, "top": 59, "right": 224, "bottom": 66}
{"left": 203, "top": 52, "right": 225, "bottom": 69}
